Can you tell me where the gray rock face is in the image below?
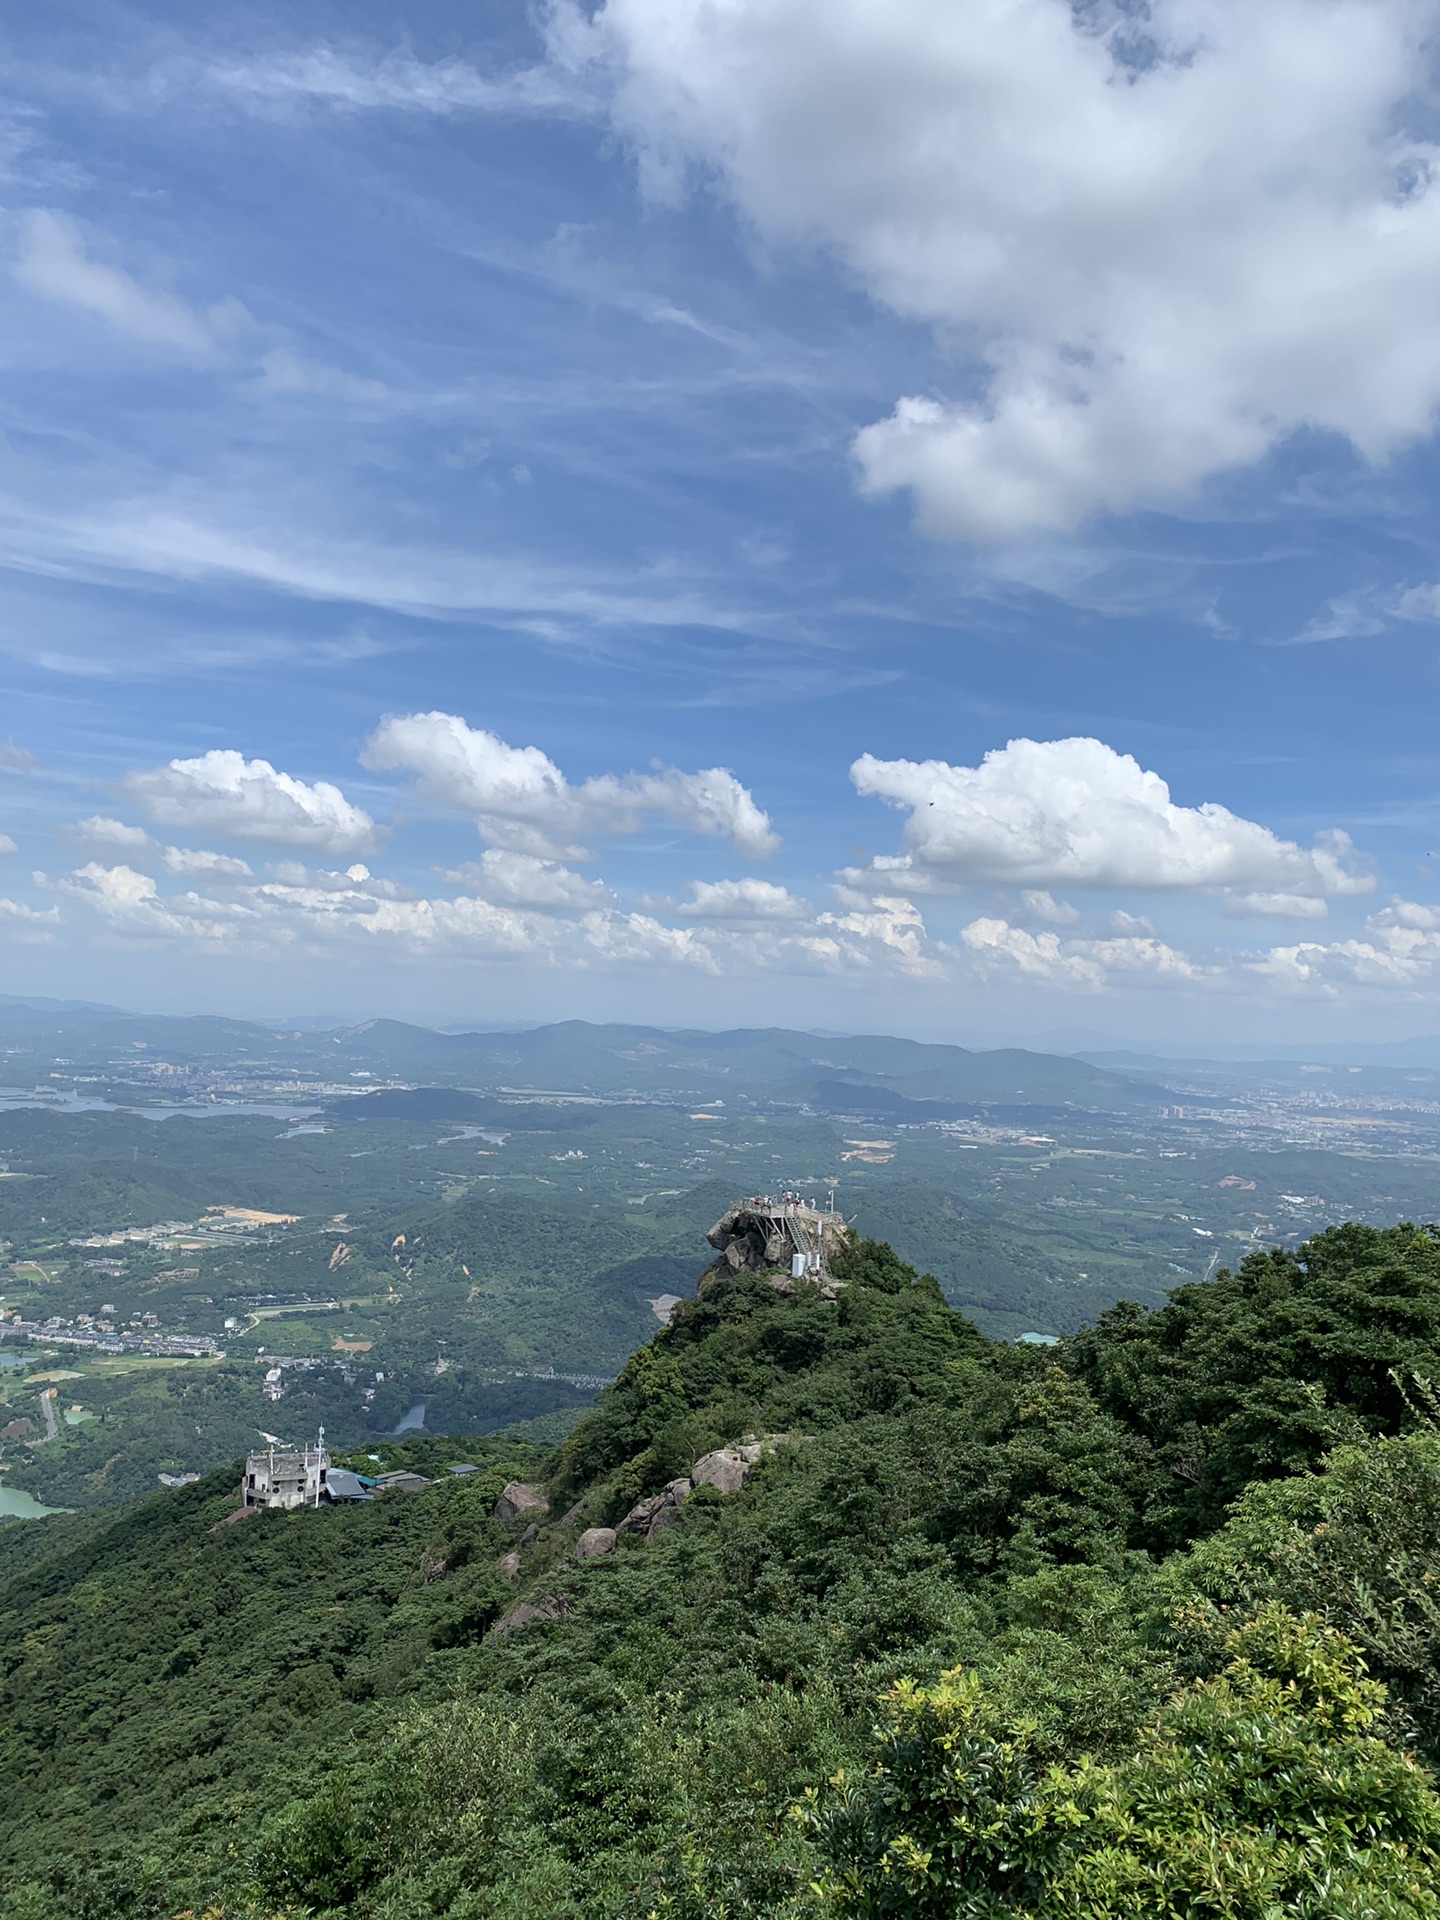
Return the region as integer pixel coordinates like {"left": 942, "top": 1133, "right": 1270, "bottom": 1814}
{"left": 701, "top": 1201, "right": 850, "bottom": 1296}
{"left": 618, "top": 1476, "right": 692, "bottom": 1539}
{"left": 499, "top": 1550, "right": 521, "bottom": 1579}
{"left": 574, "top": 1526, "right": 618, "bottom": 1561}
{"left": 494, "top": 1481, "right": 549, "bottom": 1525}
{"left": 647, "top": 1500, "right": 686, "bottom": 1538}
{"left": 691, "top": 1448, "right": 752, "bottom": 1495}
{"left": 491, "top": 1592, "right": 569, "bottom": 1637}
{"left": 689, "top": 1440, "right": 784, "bottom": 1495}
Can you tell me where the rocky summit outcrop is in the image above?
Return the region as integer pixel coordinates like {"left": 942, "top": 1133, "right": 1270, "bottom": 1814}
{"left": 701, "top": 1199, "right": 850, "bottom": 1296}
{"left": 494, "top": 1481, "right": 549, "bottom": 1525}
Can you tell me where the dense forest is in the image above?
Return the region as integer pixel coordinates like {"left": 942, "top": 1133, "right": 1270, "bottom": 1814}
{"left": 6, "top": 1222, "right": 1440, "bottom": 1915}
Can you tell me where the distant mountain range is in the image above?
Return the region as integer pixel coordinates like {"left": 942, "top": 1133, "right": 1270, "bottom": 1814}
{"left": 0, "top": 1002, "right": 1166, "bottom": 1117}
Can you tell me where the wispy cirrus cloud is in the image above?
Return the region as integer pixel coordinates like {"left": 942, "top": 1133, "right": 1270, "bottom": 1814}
{"left": 0, "top": 496, "right": 784, "bottom": 641}
{"left": 13, "top": 209, "right": 249, "bottom": 357}
{"left": 195, "top": 46, "right": 595, "bottom": 120}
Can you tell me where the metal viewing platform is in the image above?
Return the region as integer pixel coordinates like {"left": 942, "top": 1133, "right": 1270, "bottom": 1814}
{"left": 703, "top": 1191, "right": 850, "bottom": 1293}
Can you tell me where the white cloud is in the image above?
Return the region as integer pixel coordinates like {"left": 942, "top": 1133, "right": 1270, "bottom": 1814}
{"left": 1020, "top": 889, "right": 1079, "bottom": 926}
{"left": 849, "top": 736, "right": 1371, "bottom": 905}
{"left": 74, "top": 815, "right": 153, "bottom": 850}
{"left": 1224, "top": 891, "right": 1330, "bottom": 920}
{"left": 814, "top": 894, "right": 937, "bottom": 973}
{"left": 160, "top": 846, "right": 254, "bottom": 879}
{"left": 962, "top": 916, "right": 1202, "bottom": 990}
{"left": 364, "top": 711, "right": 778, "bottom": 859}
{"left": 124, "top": 750, "right": 375, "bottom": 854}
{"left": 66, "top": 821, "right": 253, "bottom": 878}
{"left": 1392, "top": 583, "right": 1440, "bottom": 622}
{"left": 59, "top": 863, "right": 245, "bottom": 943}
{"left": 438, "top": 850, "right": 615, "bottom": 911}
{"left": 0, "top": 895, "right": 59, "bottom": 933}
{"left": 576, "top": 0, "right": 1440, "bottom": 537}
{"left": 0, "top": 741, "right": 38, "bottom": 771}
{"left": 962, "top": 917, "right": 1105, "bottom": 988}
{"left": 14, "top": 210, "right": 247, "bottom": 358}
{"left": 253, "top": 349, "right": 390, "bottom": 402}
{"left": 1371, "top": 898, "right": 1440, "bottom": 932}
{"left": 0, "top": 496, "right": 775, "bottom": 639}
{"left": 580, "top": 909, "right": 719, "bottom": 971}
{"left": 675, "top": 878, "right": 808, "bottom": 919}
{"left": 0, "top": 833, "right": 15, "bottom": 856}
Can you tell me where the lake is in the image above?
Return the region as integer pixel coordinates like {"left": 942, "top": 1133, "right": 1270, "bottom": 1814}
{"left": 0, "top": 1483, "right": 68, "bottom": 1518}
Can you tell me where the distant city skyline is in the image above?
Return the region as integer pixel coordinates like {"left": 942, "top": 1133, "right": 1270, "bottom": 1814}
{"left": 6, "top": 1, "right": 1440, "bottom": 1045}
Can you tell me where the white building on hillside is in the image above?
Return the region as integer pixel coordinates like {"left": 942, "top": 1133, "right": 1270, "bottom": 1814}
{"left": 243, "top": 1431, "right": 330, "bottom": 1509}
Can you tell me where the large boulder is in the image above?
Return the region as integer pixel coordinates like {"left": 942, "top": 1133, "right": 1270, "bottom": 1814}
{"left": 574, "top": 1526, "right": 617, "bottom": 1561}
{"left": 691, "top": 1448, "right": 752, "bottom": 1495}
{"left": 618, "top": 1477, "right": 692, "bottom": 1538}
{"left": 494, "top": 1481, "right": 549, "bottom": 1524}
{"left": 690, "top": 1440, "right": 786, "bottom": 1496}
{"left": 491, "top": 1592, "right": 569, "bottom": 1637}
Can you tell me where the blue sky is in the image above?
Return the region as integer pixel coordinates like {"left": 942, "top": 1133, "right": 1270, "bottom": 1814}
{"left": 5, "top": 0, "right": 1440, "bottom": 1044}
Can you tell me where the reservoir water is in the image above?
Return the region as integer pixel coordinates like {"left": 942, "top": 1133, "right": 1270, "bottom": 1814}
{"left": 0, "top": 1484, "right": 68, "bottom": 1519}
{"left": 393, "top": 1402, "right": 426, "bottom": 1434}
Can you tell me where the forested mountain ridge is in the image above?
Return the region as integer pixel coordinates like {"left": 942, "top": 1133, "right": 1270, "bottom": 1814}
{"left": 0, "top": 1002, "right": 1161, "bottom": 1112}
{"left": 6, "top": 1224, "right": 1440, "bottom": 1916}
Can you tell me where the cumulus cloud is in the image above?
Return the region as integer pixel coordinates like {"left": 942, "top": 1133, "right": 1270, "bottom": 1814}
{"left": 0, "top": 896, "right": 57, "bottom": 927}
{"left": 74, "top": 815, "right": 153, "bottom": 850}
{"left": 437, "top": 850, "right": 615, "bottom": 912}
{"left": 0, "top": 833, "right": 15, "bottom": 856}
{"left": 574, "top": 0, "right": 1440, "bottom": 537}
{"left": 1020, "top": 889, "right": 1080, "bottom": 926}
{"left": 962, "top": 916, "right": 1204, "bottom": 989}
{"left": 1224, "top": 891, "right": 1330, "bottom": 920}
{"left": 848, "top": 736, "right": 1371, "bottom": 907}
{"left": 124, "top": 750, "right": 375, "bottom": 854}
{"left": 160, "top": 846, "right": 254, "bottom": 879}
{"left": 48, "top": 842, "right": 946, "bottom": 982}
{"left": 59, "top": 863, "right": 245, "bottom": 943}
{"left": 364, "top": 711, "right": 778, "bottom": 859}
{"left": 14, "top": 210, "right": 247, "bottom": 358}
{"left": 815, "top": 894, "right": 937, "bottom": 973}
{"left": 674, "top": 878, "right": 808, "bottom": 919}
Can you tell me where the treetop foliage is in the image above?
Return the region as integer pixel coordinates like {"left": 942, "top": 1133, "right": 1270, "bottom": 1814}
{"left": 5, "top": 1224, "right": 1440, "bottom": 1917}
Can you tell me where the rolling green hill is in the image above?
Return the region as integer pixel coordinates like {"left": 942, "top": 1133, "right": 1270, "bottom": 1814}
{"left": 5, "top": 1222, "right": 1440, "bottom": 1918}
